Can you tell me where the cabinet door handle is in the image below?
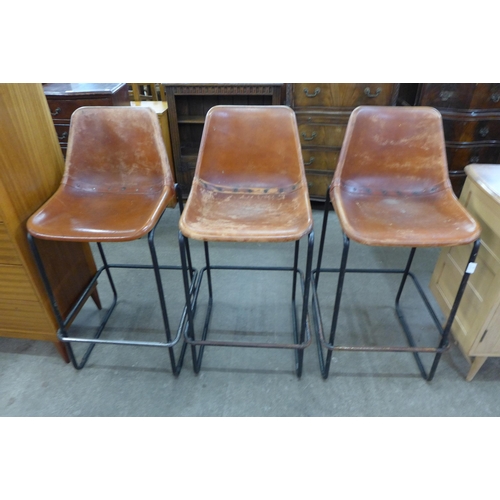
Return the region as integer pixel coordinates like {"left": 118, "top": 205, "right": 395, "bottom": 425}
{"left": 364, "top": 87, "right": 382, "bottom": 98}
{"left": 301, "top": 131, "right": 317, "bottom": 141}
{"left": 491, "top": 93, "right": 500, "bottom": 103}
{"left": 58, "top": 131, "right": 68, "bottom": 141}
{"left": 303, "top": 157, "right": 315, "bottom": 166}
{"left": 439, "top": 90, "right": 454, "bottom": 101}
{"left": 51, "top": 107, "right": 61, "bottom": 116}
{"left": 303, "top": 87, "right": 321, "bottom": 98}
{"left": 479, "top": 126, "right": 489, "bottom": 137}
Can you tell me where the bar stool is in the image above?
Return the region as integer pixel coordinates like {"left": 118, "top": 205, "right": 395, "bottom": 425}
{"left": 178, "top": 105, "right": 314, "bottom": 377}
{"left": 312, "top": 106, "right": 481, "bottom": 380}
{"left": 27, "top": 106, "right": 194, "bottom": 374}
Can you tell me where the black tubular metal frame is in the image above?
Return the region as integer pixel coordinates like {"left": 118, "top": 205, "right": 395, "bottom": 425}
{"left": 27, "top": 185, "right": 196, "bottom": 375}
{"left": 178, "top": 230, "right": 315, "bottom": 377}
{"left": 312, "top": 187, "right": 481, "bottom": 381}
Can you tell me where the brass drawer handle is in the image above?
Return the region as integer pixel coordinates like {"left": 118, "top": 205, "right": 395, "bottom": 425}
{"left": 304, "top": 157, "right": 315, "bottom": 166}
{"left": 303, "top": 87, "right": 321, "bottom": 98}
{"left": 491, "top": 93, "right": 500, "bottom": 103}
{"left": 479, "top": 126, "right": 489, "bottom": 137}
{"left": 51, "top": 107, "right": 62, "bottom": 116}
{"left": 58, "top": 131, "right": 68, "bottom": 141}
{"left": 301, "top": 131, "right": 317, "bottom": 141}
{"left": 439, "top": 90, "right": 454, "bottom": 101}
{"left": 364, "top": 87, "right": 382, "bottom": 98}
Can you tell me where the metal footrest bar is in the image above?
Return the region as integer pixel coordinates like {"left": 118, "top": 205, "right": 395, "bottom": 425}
{"left": 312, "top": 233, "right": 481, "bottom": 381}
{"left": 28, "top": 224, "right": 196, "bottom": 375}
{"left": 178, "top": 231, "right": 314, "bottom": 377}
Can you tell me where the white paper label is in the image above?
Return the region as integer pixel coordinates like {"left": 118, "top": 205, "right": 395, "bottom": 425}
{"left": 466, "top": 262, "right": 478, "bottom": 274}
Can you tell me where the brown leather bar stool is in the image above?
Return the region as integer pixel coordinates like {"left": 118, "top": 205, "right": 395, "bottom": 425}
{"left": 27, "top": 106, "right": 194, "bottom": 374}
{"left": 178, "top": 105, "right": 314, "bottom": 377}
{"left": 312, "top": 106, "right": 481, "bottom": 380}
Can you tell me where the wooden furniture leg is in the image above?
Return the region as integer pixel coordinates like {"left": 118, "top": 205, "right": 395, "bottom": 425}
{"left": 54, "top": 341, "right": 70, "bottom": 363}
{"left": 466, "top": 356, "right": 488, "bottom": 382}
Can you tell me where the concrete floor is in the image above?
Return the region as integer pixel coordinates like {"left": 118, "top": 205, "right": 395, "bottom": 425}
{"left": 1, "top": 207, "right": 500, "bottom": 417}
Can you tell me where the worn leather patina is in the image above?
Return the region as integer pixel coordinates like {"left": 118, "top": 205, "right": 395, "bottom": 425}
{"left": 331, "top": 106, "right": 481, "bottom": 247}
{"left": 179, "top": 105, "right": 313, "bottom": 242}
{"left": 28, "top": 106, "right": 176, "bottom": 242}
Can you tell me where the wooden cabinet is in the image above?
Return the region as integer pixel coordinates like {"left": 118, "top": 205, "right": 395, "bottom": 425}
{"left": 286, "top": 83, "right": 400, "bottom": 200}
{"left": 43, "top": 83, "right": 129, "bottom": 157}
{"left": 164, "top": 83, "right": 283, "bottom": 195}
{"left": 430, "top": 164, "right": 500, "bottom": 381}
{"left": 410, "top": 84, "right": 500, "bottom": 196}
{"left": 0, "top": 84, "right": 98, "bottom": 361}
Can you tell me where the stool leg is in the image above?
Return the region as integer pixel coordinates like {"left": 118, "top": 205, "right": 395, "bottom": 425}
{"left": 320, "top": 232, "right": 350, "bottom": 379}
{"left": 178, "top": 231, "right": 201, "bottom": 373}
{"left": 394, "top": 247, "right": 428, "bottom": 378}
{"left": 427, "top": 238, "right": 481, "bottom": 381}
{"left": 148, "top": 227, "right": 182, "bottom": 375}
{"left": 315, "top": 186, "right": 332, "bottom": 288}
{"left": 296, "top": 231, "right": 314, "bottom": 378}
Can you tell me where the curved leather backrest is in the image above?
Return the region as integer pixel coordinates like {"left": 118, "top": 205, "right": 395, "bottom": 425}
{"left": 195, "top": 105, "right": 304, "bottom": 190}
{"left": 334, "top": 106, "right": 450, "bottom": 195}
{"left": 63, "top": 106, "right": 173, "bottom": 193}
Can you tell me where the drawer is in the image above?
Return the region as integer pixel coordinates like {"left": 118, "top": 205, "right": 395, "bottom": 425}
{"left": 46, "top": 97, "right": 114, "bottom": 121}
{"left": 418, "top": 83, "right": 500, "bottom": 110}
{"left": 305, "top": 171, "right": 333, "bottom": 199}
{"left": 446, "top": 144, "right": 500, "bottom": 173}
{"left": 298, "top": 122, "right": 347, "bottom": 148}
{"left": 301, "top": 149, "right": 340, "bottom": 172}
{"left": 418, "top": 83, "right": 477, "bottom": 109}
{"left": 0, "top": 224, "right": 21, "bottom": 265}
{"left": 292, "top": 83, "right": 398, "bottom": 108}
{"left": 442, "top": 114, "right": 500, "bottom": 142}
{"left": 54, "top": 123, "right": 70, "bottom": 144}
{"left": 470, "top": 84, "right": 500, "bottom": 110}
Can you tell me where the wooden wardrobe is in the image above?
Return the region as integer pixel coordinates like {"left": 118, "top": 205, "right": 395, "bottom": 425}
{"left": 0, "top": 84, "right": 98, "bottom": 362}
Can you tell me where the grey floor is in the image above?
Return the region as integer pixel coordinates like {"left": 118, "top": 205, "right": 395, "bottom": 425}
{"left": 1, "top": 206, "right": 500, "bottom": 417}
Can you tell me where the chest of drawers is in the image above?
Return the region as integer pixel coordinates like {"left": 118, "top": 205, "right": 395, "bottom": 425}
{"left": 286, "top": 83, "right": 400, "bottom": 201}
{"left": 43, "top": 83, "right": 129, "bottom": 156}
{"left": 413, "top": 83, "right": 500, "bottom": 196}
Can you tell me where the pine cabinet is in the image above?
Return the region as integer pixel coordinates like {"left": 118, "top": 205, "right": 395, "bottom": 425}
{"left": 430, "top": 163, "right": 500, "bottom": 380}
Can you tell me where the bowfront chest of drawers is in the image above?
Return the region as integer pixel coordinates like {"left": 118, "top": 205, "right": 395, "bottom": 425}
{"left": 286, "top": 83, "right": 400, "bottom": 201}
{"left": 412, "top": 84, "right": 500, "bottom": 196}
{"left": 43, "top": 83, "right": 129, "bottom": 157}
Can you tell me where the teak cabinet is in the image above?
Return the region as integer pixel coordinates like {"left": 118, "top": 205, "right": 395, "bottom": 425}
{"left": 43, "top": 83, "right": 129, "bottom": 157}
{"left": 0, "top": 84, "right": 98, "bottom": 361}
{"left": 286, "top": 83, "right": 400, "bottom": 201}
{"left": 430, "top": 164, "right": 500, "bottom": 381}
{"left": 164, "top": 83, "right": 283, "bottom": 195}
{"left": 402, "top": 83, "right": 500, "bottom": 196}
